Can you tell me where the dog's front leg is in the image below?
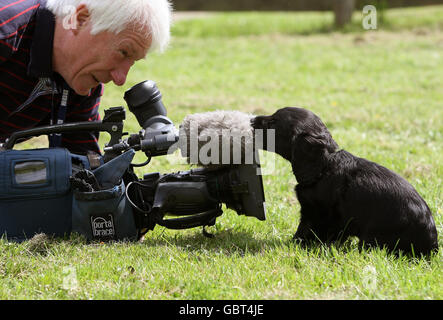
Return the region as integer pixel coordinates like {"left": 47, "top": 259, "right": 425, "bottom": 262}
{"left": 293, "top": 222, "right": 311, "bottom": 242}
{"left": 293, "top": 216, "right": 326, "bottom": 244}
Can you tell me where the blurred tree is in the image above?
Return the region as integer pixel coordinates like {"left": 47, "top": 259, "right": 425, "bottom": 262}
{"left": 333, "top": 0, "right": 356, "bottom": 27}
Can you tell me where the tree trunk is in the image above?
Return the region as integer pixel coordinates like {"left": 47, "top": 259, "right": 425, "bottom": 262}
{"left": 333, "top": 0, "right": 356, "bottom": 27}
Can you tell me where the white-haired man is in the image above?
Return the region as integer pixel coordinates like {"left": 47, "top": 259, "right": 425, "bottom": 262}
{"left": 0, "top": 0, "right": 172, "bottom": 154}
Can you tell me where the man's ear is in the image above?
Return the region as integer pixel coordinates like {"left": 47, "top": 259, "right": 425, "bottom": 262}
{"left": 72, "top": 4, "right": 90, "bottom": 35}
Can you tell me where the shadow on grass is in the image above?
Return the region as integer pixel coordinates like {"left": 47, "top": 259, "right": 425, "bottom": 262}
{"left": 7, "top": 230, "right": 439, "bottom": 263}
{"left": 141, "top": 230, "right": 440, "bottom": 262}
{"left": 140, "top": 229, "right": 288, "bottom": 256}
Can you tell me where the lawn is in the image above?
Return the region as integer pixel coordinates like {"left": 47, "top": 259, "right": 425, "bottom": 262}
{"left": 1, "top": 6, "right": 442, "bottom": 300}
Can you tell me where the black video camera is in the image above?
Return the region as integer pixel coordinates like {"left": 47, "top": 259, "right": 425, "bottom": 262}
{"left": 109, "top": 80, "right": 266, "bottom": 238}
{"left": 0, "top": 80, "right": 266, "bottom": 241}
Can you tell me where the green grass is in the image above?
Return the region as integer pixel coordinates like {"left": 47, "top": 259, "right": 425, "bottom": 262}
{"left": 3, "top": 6, "right": 443, "bottom": 299}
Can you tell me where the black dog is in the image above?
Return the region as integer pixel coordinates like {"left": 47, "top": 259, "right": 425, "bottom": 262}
{"left": 252, "top": 107, "right": 438, "bottom": 256}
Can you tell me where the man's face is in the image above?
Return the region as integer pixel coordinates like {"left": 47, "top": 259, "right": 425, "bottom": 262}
{"left": 57, "top": 7, "right": 151, "bottom": 95}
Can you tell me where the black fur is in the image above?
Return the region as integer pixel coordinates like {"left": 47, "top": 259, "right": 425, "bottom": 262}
{"left": 252, "top": 107, "right": 438, "bottom": 256}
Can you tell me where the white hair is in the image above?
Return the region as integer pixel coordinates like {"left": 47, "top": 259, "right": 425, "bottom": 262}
{"left": 46, "top": 0, "right": 173, "bottom": 53}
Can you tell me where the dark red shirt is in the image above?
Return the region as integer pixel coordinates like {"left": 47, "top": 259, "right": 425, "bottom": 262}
{"left": 0, "top": 0, "right": 103, "bottom": 154}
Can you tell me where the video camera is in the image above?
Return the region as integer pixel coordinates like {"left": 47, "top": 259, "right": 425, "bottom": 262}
{"left": 0, "top": 81, "right": 266, "bottom": 241}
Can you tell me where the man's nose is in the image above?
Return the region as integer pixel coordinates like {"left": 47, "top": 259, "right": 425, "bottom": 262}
{"left": 110, "top": 61, "right": 133, "bottom": 86}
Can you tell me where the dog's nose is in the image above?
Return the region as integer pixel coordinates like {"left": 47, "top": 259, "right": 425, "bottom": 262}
{"left": 251, "top": 116, "right": 267, "bottom": 129}
{"left": 251, "top": 116, "right": 260, "bottom": 129}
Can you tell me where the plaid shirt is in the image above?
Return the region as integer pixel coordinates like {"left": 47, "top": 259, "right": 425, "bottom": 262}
{"left": 0, "top": 0, "right": 103, "bottom": 154}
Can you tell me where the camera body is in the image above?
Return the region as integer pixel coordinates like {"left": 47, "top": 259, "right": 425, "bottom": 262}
{"left": 0, "top": 81, "right": 266, "bottom": 241}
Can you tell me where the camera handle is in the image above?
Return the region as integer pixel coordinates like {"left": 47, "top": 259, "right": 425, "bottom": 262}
{"left": 1, "top": 107, "right": 126, "bottom": 162}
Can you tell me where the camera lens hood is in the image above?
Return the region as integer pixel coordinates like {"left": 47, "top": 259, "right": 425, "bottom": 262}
{"left": 124, "top": 80, "right": 168, "bottom": 131}
{"left": 124, "top": 80, "right": 163, "bottom": 111}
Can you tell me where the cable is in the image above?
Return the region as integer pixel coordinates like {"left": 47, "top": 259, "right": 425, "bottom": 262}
{"left": 125, "top": 181, "right": 152, "bottom": 214}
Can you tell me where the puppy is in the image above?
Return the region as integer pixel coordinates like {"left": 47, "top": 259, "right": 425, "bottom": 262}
{"left": 252, "top": 107, "right": 439, "bottom": 256}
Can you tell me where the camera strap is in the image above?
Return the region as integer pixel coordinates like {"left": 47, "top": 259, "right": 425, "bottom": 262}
{"left": 157, "top": 206, "right": 223, "bottom": 239}
{"left": 49, "top": 83, "right": 69, "bottom": 148}
{"left": 157, "top": 206, "right": 223, "bottom": 230}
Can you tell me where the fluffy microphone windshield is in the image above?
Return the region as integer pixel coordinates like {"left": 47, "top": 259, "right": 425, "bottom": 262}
{"left": 178, "top": 110, "right": 258, "bottom": 166}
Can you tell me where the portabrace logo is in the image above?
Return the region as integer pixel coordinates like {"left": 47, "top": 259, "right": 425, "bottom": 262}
{"left": 90, "top": 214, "right": 115, "bottom": 240}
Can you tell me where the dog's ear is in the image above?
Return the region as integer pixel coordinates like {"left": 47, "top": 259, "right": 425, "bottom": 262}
{"left": 302, "top": 129, "right": 338, "bottom": 151}
{"left": 302, "top": 133, "right": 328, "bottom": 148}
{"left": 291, "top": 133, "right": 331, "bottom": 185}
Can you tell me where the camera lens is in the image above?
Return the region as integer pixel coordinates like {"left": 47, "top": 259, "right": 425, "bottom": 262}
{"left": 123, "top": 80, "right": 178, "bottom": 157}
{"left": 124, "top": 80, "right": 167, "bottom": 129}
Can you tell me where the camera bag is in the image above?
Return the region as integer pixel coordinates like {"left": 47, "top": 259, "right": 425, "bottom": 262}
{"left": 0, "top": 148, "right": 137, "bottom": 241}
